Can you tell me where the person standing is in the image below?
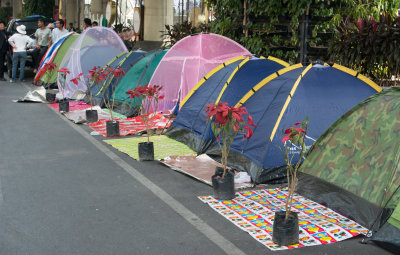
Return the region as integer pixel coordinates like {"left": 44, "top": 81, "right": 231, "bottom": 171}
{"left": 0, "top": 21, "right": 8, "bottom": 81}
{"left": 52, "top": 19, "right": 68, "bottom": 44}
{"left": 7, "top": 25, "right": 33, "bottom": 83}
{"left": 83, "top": 18, "right": 92, "bottom": 30}
{"left": 32, "top": 18, "right": 52, "bottom": 74}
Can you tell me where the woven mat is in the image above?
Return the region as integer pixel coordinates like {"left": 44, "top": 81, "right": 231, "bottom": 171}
{"left": 49, "top": 101, "right": 92, "bottom": 112}
{"left": 89, "top": 113, "right": 171, "bottom": 137}
{"left": 104, "top": 135, "right": 195, "bottom": 160}
{"left": 199, "top": 188, "right": 368, "bottom": 251}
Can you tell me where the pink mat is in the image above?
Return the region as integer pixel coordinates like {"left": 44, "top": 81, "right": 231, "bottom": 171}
{"left": 49, "top": 101, "right": 92, "bottom": 112}
{"left": 88, "top": 113, "right": 171, "bottom": 137}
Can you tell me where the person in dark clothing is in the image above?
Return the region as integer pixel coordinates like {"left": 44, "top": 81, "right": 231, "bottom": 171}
{"left": 0, "top": 21, "right": 8, "bottom": 81}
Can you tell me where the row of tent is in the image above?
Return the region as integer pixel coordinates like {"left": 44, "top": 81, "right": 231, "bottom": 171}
{"left": 35, "top": 29, "right": 251, "bottom": 115}
{"left": 34, "top": 28, "right": 399, "bottom": 251}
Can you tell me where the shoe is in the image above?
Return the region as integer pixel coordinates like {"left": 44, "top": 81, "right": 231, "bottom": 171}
{"left": 0, "top": 77, "right": 6, "bottom": 81}
{"left": 9, "top": 80, "right": 15, "bottom": 83}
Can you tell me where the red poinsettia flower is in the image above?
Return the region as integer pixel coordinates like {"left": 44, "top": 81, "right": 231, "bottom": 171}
{"left": 113, "top": 67, "right": 126, "bottom": 78}
{"left": 57, "top": 68, "right": 70, "bottom": 74}
{"left": 282, "top": 135, "right": 290, "bottom": 143}
{"left": 125, "top": 89, "right": 139, "bottom": 98}
{"left": 70, "top": 73, "right": 83, "bottom": 85}
{"left": 44, "top": 62, "right": 57, "bottom": 72}
{"left": 243, "top": 125, "right": 254, "bottom": 139}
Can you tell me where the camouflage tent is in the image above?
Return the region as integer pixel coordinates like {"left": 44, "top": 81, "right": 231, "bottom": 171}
{"left": 298, "top": 87, "right": 400, "bottom": 252}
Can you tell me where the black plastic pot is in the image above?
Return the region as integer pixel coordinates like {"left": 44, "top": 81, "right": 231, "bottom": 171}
{"left": 138, "top": 141, "right": 154, "bottom": 161}
{"left": 45, "top": 92, "right": 56, "bottom": 103}
{"left": 106, "top": 120, "right": 120, "bottom": 137}
{"left": 86, "top": 109, "right": 98, "bottom": 123}
{"left": 59, "top": 99, "right": 69, "bottom": 112}
{"left": 272, "top": 211, "right": 299, "bottom": 246}
{"left": 212, "top": 167, "right": 235, "bottom": 200}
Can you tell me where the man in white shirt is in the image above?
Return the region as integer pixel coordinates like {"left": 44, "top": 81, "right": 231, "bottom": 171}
{"left": 51, "top": 19, "right": 68, "bottom": 44}
{"left": 7, "top": 25, "right": 33, "bottom": 83}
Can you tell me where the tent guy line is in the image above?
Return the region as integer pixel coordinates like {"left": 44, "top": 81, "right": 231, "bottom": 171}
{"left": 36, "top": 85, "right": 246, "bottom": 255}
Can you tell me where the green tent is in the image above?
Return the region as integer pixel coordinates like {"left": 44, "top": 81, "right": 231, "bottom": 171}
{"left": 113, "top": 49, "right": 167, "bottom": 107}
{"left": 37, "top": 34, "right": 79, "bottom": 87}
{"left": 111, "top": 50, "right": 167, "bottom": 115}
{"left": 298, "top": 87, "right": 400, "bottom": 252}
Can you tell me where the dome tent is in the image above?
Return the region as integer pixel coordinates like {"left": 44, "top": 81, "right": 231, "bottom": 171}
{"left": 57, "top": 27, "right": 128, "bottom": 98}
{"left": 167, "top": 56, "right": 289, "bottom": 152}
{"left": 148, "top": 33, "right": 251, "bottom": 112}
{"left": 112, "top": 49, "right": 168, "bottom": 115}
{"left": 297, "top": 87, "right": 400, "bottom": 253}
{"left": 208, "top": 63, "right": 381, "bottom": 184}
{"left": 169, "top": 63, "right": 381, "bottom": 184}
{"left": 35, "top": 33, "right": 78, "bottom": 87}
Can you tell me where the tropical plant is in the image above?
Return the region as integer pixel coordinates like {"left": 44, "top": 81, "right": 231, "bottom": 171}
{"left": 204, "top": 102, "right": 256, "bottom": 179}
{"left": 22, "top": 0, "right": 54, "bottom": 18}
{"left": 126, "top": 85, "right": 164, "bottom": 143}
{"left": 207, "top": 0, "right": 400, "bottom": 63}
{"left": 41, "top": 62, "right": 57, "bottom": 90}
{"left": 56, "top": 68, "right": 70, "bottom": 99}
{"left": 281, "top": 118, "right": 309, "bottom": 220}
{"left": 100, "top": 67, "right": 126, "bottom": 120}
{"left": 329, "top": 13, "right": 400, "bottom": 86}
{"left": 162, "top": 21, "right": 209, "bottom": 46}
{"left": 82, "top": 66, "right": 105, "bottom": 110}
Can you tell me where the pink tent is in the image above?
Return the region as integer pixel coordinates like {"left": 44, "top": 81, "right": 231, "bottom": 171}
{"left": 148, "top": 33, "right": 251, "bottom": 111}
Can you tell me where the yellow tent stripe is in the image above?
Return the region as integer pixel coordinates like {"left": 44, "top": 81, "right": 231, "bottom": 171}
{"left": 270, "top": 64, "right": 313, "bottom": 141}
{"left": 180, "top": 56, "right": 245, "bottom": 107}
{"left": 215, "top": 57, "right": 250, "bottom": 104}
{"left": 267, "top": 56, "right": 290, "bottom": 67}
{"left": 235, "top": 63, "right": 303, "bottom": 107}
{"left": 332, "top": 63, "right": 382, "bottom": 92}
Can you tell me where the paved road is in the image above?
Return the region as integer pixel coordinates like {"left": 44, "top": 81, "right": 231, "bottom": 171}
{"left": 0, "top": 76, "right": 392, "bottom": 254}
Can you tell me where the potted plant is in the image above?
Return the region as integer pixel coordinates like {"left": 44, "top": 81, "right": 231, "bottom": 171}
{"left": 101, "top": 67, "right": 126, "bottom": 137}
{"left": 204, "top": 102, "right": 256, "bottom": 200}
{"left": 272, "top": 118, "right": 309, "bottom": 246}
{"left": 41, "top": 62, "right": 58, "bottom": 102}
{"left": 126, "top": 84, "right": 164, "bottom": 161}
{"left": 85, "top": 66, "right": 107, "bottom": 123}
{"left": 71, "top": 66, "right": 105, "bottom": 123}
{"left": 56, "top": 67, "right": 71, "bottom": 112}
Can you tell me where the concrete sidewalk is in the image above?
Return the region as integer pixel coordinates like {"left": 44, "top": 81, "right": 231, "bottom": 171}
{"left": 0, "top": 79, "right": 392, "bottom": 255}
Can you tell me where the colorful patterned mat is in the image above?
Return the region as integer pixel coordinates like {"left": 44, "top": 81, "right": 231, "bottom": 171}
{"left": 104, "top": 135, "right": 195, "bottom": 160}
{"left": 199, "top": 188, "right": 368, "bottom": 251}
{"left": 89, "top": 113, "right": 171, "bottom": 137}
{"left": 49, "top": 101, "right": 92, "bottom": 112}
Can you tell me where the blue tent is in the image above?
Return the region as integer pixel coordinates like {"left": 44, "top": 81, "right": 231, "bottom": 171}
{"left": 168, "top": 62, "right": 382, "bottom": 184}
{"left": 167, "top": 56, "right": 289, "bottom": 153}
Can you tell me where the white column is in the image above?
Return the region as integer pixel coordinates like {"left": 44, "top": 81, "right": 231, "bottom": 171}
{"left": 143, "top": 0, "right": 173, "bottom": 41}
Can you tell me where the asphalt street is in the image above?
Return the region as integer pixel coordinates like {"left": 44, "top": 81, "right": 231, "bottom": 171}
{"left": 0, "top": 73, "right": 393, "bottom": 255}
